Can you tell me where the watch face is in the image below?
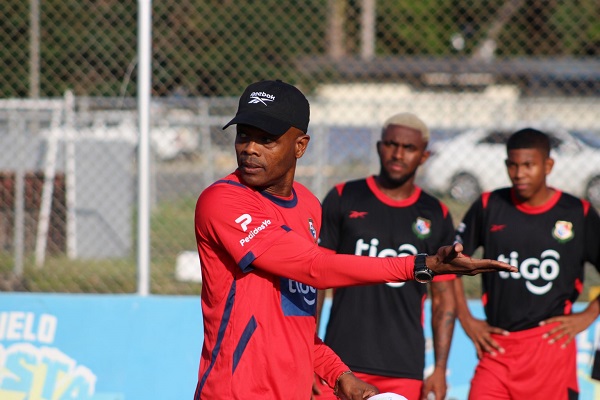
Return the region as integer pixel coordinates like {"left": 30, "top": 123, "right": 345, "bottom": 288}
{"left": 415, "top": 270, "right": 432, "bottom": 283}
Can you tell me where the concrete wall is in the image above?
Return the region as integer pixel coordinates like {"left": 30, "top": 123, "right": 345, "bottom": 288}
{"left": 310, "top": 83, "right": 600, "bottom": 131}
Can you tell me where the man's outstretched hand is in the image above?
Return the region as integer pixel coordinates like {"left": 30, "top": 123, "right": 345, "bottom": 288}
{"left": 427, "top": 242, "right": 517, "bottom": 276}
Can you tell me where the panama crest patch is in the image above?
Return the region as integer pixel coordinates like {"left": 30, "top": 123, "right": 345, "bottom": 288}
{"left": 308, "top": 218, "right": 317, "bottom": 243}
{"left": 412, "top": 217, "right": 432, "bottom": 239}
{"left": 552, "top": 220, "right": 574, "bottom": 243}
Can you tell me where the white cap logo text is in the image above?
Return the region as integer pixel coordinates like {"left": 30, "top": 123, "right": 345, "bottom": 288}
{"left": 248, "top": 91, "right": 275, "bottom": 106}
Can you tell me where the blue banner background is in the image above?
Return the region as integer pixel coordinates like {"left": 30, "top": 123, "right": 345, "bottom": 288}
{"left": 0, "top": 293, "right": 202, "bottom": 400}
{"left": 1, "top": 293, "right": 599, "bottom": 399}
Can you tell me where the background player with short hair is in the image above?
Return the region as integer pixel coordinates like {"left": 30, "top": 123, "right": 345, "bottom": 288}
{"left": 453, "top": 128, "right": 600, "bottom": 399}
{"left": 315, "top": 113, "right": 456, "bottom": 400}
{"left": 194, "top": 79, "right": 517, "bottom": 400}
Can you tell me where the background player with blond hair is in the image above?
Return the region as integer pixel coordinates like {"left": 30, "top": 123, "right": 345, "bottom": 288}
{"left": 316, "top": 113, "right": 456, "bottom": 400}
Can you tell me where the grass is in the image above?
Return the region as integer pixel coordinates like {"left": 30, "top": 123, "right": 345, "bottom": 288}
{"left": 0, "top": 196, "right": 202, "bottom": 295}
{"left": 1, "top": 194, "right": 599, "bottom": 300}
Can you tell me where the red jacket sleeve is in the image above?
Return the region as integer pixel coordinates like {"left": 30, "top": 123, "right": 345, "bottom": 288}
{"left": 313, "top": 334, "right": 349, "bottom": 388}
{"left": 253, "top": 229, "right": 415, "bottom": 289}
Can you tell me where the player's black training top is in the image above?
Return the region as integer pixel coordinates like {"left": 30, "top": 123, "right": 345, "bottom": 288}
{"left": 456, "top": 188, "right": 600, "bottom": 332}
{"left": 320, "top": 176, "right": 455, "bottom": 379}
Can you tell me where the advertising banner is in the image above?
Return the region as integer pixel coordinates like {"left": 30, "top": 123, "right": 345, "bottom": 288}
{"left": 0, "top": 294, "right": 202, "bottom": 399}
{"left": 2, "top": 293, "right": 599, "bottom": 399}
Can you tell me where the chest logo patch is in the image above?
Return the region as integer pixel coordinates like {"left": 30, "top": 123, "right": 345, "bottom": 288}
{"left": 552, "top": 220, "right": 574, "bottom": 243}
{"left": 308, "top": 218, "right": 317, "bottom": 243}
{"left": 349, "top": 211, "right": 368, "bottom": 218}
{"left": 412, "top": 217, "right": 432, "bottom": 239}
{"left": 280, "top": 278, "right": 317, "bottom": 317}
{"left": 490, "top": 224, "right": 507, "bottom": 232}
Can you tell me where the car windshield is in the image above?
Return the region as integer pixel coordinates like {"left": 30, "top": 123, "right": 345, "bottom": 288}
{"left": 476, "top": 129, "right": 568, "bottom": 150}
{"left": 572, "top": 131, "right": 600, "bottom": 149}
{"left": 477, "top": 130, "right": 511, "bottom": 145}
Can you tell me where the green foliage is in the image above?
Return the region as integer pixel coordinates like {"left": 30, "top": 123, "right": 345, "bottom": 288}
{"left": 0, "top": 1, "right": 30, "bottom": 97}
{"left": 2, "top": 1, "right": 599, "bottom": 98}
{"left": 377, "top": 0, "right": 461, "bottom": 55}
{"left": 151, "top": 1, "right": 327, "bottom": 96}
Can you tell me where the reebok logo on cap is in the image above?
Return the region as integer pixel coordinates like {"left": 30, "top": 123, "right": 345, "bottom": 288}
{"left": 223, "top": 79, "right": 310, "bottom": 136}
{"left": 248, "top": 91, "right": 275, "bottom": 106}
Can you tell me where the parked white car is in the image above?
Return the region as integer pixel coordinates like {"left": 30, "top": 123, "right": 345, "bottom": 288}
{"left": 419, "top": 126, "right": 600, "bottom": 206}
{"left": 76, "top": 117, "right": 199, "bottom": 161}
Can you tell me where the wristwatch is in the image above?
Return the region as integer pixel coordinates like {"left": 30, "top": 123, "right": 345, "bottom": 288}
{"left": 414, "top": 253, "right": 435, "bottom": 283}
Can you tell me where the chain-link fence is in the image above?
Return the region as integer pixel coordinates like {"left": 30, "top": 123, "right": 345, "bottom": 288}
{"left": 1, "top": 1, "right": 599, "bottom": 294}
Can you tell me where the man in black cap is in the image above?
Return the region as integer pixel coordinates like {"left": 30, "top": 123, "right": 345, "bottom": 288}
{"left": 193, "top": 80, "right": 515, "bottom": 400}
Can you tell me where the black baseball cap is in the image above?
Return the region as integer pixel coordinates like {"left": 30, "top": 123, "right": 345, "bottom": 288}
{"left": 223, "top": 80, "right": 310, "bottom": 136}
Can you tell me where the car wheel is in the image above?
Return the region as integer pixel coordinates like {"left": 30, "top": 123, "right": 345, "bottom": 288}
{"left": 586, "top": 176, "right": 600, "bottom": 207}
{"left": 449, "top": 173, "right": 481, "bottom": 203}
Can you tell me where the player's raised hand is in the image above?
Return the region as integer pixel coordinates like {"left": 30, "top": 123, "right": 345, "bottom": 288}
{"left": 427, "top": 242, "right": 517, "bottom": 276}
